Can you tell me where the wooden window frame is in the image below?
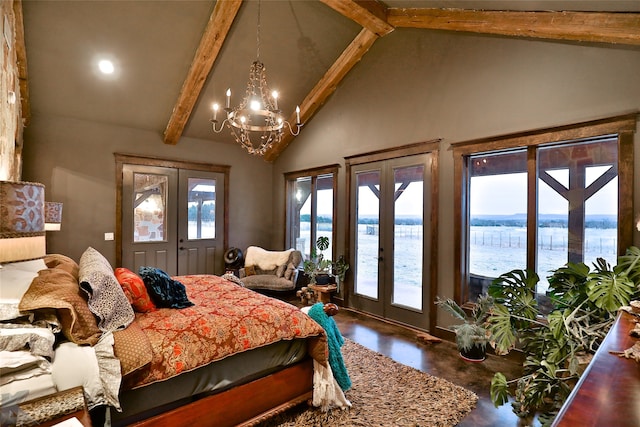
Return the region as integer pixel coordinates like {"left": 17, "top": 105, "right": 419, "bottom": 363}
{"left": 284, "top": 165, "right": 339, "bottom": 259}
{"left": 452, "top": 113, "right": 637, "bottom": 303}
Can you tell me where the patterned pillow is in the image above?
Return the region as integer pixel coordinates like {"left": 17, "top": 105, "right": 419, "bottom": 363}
{"left": 114, "top": 268, "right": 156, "bottom": 313}
{"left": 112, "top": 321, "right": 153, "bottom": 377}
{"left": 79, "top": 247, "right": 134, "bottom": 332}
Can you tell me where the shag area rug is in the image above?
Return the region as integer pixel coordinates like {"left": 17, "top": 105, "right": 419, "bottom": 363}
{"left": 262, "top": 339, "right": 478, "bottom": 426}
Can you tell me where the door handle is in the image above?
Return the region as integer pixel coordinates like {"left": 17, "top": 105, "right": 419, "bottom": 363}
{"left": 179, "top": 246, "right": 186, "bottom": 250}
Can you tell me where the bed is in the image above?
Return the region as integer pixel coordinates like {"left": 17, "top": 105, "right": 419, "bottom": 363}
{"left": 0, "top": 248, "right": 331, "bottom": 427}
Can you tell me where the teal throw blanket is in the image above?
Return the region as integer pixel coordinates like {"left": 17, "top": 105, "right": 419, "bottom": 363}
{"left": 307, "top": 303, "right": 351, "bottom": 391}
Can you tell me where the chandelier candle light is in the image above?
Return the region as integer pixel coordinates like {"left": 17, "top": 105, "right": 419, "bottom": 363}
{"left": 210, "top": 1, "right": 302, "bottom": 156}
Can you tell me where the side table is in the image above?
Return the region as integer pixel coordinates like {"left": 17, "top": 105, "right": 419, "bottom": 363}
{"left": 308, "top": 284, "right": 337, "bottom": 304}
{"left": 13, "top": 386, "right": 92, "bottom": 427}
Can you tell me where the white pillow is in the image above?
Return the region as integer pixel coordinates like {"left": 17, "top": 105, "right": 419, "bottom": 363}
{"left": 244, "top": 246, "right": 293, "bottom": 271}
{"left": 0, "top": 258, "right": 47, "bottom": 320}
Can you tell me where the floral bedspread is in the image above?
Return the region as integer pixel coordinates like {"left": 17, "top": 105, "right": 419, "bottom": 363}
{"left": 122, "top": 275, "right": 326, "bottom": 389}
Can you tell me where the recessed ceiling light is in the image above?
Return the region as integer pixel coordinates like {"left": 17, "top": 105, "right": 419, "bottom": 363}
{"left": 98, "top": 59, "right": 115, "bottom": 75}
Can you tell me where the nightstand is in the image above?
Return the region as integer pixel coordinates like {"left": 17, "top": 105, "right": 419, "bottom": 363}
{"left": 13, "top": 386, "right": 91, "bottom": 427}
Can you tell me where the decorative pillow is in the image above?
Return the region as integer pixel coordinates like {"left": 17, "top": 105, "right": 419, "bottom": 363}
{"left": 114, "top": 268, "right": 156, "bottom": 313}
{"left": 276, "top": 264, "right": 287, "bottom": 278}
{"left": 0, "top": 258, "right": 48, "bottom": 321}
{"left": 221, "top": 272, "right": 245, "bottom": 287}
{"left": 284, "top": 262, "right": 297, "bottom": 281}
{"left": 138, "top": 267, "right": 194, "bottom": 309}
{"left": 79, "top": 247, "right": 134, "bottom": 332}
{"left": 244, "top": 265, "right": 256, "bottom": 276}
{"left": 112, "top": 321, "right": 153, "bottom": 377}
{"left": 19, "top": 269, "right": 102, "bottom": 346}
{"left": 44, "top": 254, "right": 80, "bottom": 280}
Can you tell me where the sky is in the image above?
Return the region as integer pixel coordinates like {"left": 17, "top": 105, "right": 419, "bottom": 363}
{"left": 310, "top": 167, "right": 617, "bottom": 218}
{"left": 470, "top": 170, "right": 618, "bottom": 216}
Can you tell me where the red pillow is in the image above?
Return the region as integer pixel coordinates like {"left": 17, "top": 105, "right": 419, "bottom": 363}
{"left": 114, "top": 267, "right": 156, "bottom": 313}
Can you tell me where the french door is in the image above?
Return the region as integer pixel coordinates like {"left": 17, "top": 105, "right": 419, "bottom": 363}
{"left": 120, "top": 161, "right": 227, "bottom": 276}
{"left": 348, "top": 154, "right": 433, "bottom": 330}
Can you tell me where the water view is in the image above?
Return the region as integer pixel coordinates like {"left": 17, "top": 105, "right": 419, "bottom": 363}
{"left": 300, "top": 214, "right": 618, "bottom": 298}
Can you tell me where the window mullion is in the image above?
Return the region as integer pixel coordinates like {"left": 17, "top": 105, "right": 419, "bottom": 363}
{"left": 527, "top": 147, "right": 537, "bottom": 272}
{"left": 310, "top": 176, "right": 318, "bottom": 253}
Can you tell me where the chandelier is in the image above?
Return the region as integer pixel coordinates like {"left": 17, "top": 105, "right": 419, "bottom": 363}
{"left": 210, "top": 1, "right": 302, "bottom": 156}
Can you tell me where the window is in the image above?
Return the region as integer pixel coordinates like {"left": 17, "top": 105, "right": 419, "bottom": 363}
{"left": 285, "top": 166, "right": 338, "bottom": 260}
{"left": 453, "top": 114, "right": 636, "bottom": 303}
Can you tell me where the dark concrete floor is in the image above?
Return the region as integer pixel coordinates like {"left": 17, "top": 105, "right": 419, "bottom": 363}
{"left": 320, "top": 306, "right": 527, "bottom": 427}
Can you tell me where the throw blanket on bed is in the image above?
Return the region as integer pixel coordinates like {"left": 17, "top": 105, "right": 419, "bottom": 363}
{"left": 120, "top": 275, "right": 327, "bottom": 389}
{"left": 307, "top": 303, "right": 351, "bottom": 391}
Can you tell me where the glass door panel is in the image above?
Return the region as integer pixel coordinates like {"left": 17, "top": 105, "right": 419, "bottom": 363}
{"left": 392, "top": 165, "right": 423, "bottom": 310}
{"left": 187, "top": 178, "right": 216, "bottom": 240}
{"left": 178, "top": 169, "right": 225, "bottom": 275}
{"left": 349, "top": 154, "right": 432, "bottom": 330}
{"left": 355, "top": 170, "right": 380, "bottom": 300}
{"left": 133, "top": 173, "right": 168, "bottom": 243}
{"left": 316, "top": 174, "right": 334, "bottom": 257}
{"left": 293, "top": 177, "right": 312, "bottom": 256}
{"left": 122, "top": 165, "right": 178, "bottom": 274}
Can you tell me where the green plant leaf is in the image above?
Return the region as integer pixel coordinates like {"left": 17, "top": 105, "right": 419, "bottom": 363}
{"left": 616, "top": 246, "right": 640, "bottom": 287}
{"left": 487, "top": 304, "right": 517, "bottom": 355}
{"left": 435, "top": 297, "right": 468, "bottom": 322}
{"left": 586, "top": 271, "right": 635, "bottom": 311}
{"left": 490, "top": 373, "right": 509, "bottom": 407}
{"left": 488, "top": 269, "right": 539, "bottom": 324}
{"left": 316, "top": 236, "right": 330, "bottom": 252}
{"left": 547, "top": 262, "right": 591, "bottom": 308}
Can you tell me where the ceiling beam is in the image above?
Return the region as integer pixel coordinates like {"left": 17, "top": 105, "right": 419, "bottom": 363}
{"left": 14, "top": 0, "right": 29, "bottom": 126}
{"left": 319, "top": 0, "right": 394, "bottom": 36}
{"left": 388, "top": 8, "right": 640, "bottom": 46}
{"left": 163, "top": 0, "right": 242, "bottom": 145}
{"left": 264, "top": 28, "right": 378, "bottom": 161}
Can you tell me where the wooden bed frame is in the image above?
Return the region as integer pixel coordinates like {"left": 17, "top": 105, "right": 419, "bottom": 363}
{"left": 127, "top": 358, "right": 313, "bottom": 427}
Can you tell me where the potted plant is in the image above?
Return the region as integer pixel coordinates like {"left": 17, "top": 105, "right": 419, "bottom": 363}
{"left": 303, "top": 236, "right": 350, "bottom": 287}
{"left": 435, "top": 293, "right": 494, "bottom": 362}
{"left": 488, "top": 246, "right": 640, "bottom": 426}
{"left": 303, "top": 236, "right": 333, "bottom": 285}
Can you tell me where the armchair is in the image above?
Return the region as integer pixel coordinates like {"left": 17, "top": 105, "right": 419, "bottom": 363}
{"left": 239, "top": 246, "right": 302, "bottom": 291}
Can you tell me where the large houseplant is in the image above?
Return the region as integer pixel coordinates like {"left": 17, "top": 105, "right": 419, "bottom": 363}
{"left": 487, "top": 246, "right": 640, "bottom": 426}
{"left": 435, "top": 293, "right": 494, "bottom": 361}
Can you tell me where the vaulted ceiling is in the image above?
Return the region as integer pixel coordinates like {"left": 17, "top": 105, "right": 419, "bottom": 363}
{"left": 18, "top": 1, "right": 640, "bottom": 161}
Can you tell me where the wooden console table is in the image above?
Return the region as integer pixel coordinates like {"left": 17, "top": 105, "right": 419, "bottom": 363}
{"left": 552, "top": 311, "right": 640, "bottom": 427}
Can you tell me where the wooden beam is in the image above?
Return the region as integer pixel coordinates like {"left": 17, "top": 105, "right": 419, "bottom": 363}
{"left": 388, "top": 8, "right": 640, "bottom": 46}
{"left": 163, "top": 0, "right": 243, "bottom": 145}
{"left": 264, "top": 28, "right": 378, "bottom": 162}
{"left": 319, "top": 0, "right": 394, "bottom": 36}
{"left": 13, "top": 0, "right": 29, "bottom": 126}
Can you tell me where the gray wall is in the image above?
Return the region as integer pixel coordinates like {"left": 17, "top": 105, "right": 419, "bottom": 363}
{"left": 273, "top": 29, "right": 640, "bottom": 324}
{"left": 22, "top": 115, "right": 274, "bottom": 265}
